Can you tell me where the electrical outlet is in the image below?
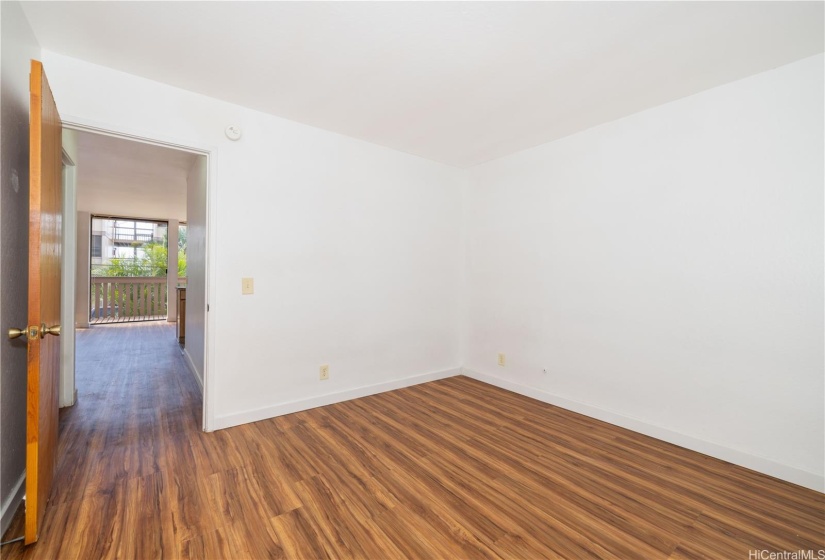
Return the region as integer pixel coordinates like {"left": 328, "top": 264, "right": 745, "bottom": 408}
{"left": 497, "top": 353, "right": 506, "bottom": 367}
{"left": 320, "top": 364, "right": 329, "bottom": 380}
{"left": 242, "top": 277, "right": 254, "bottom": 295}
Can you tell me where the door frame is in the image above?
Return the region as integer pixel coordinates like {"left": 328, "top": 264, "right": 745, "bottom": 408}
{"left": 60, "top": 115, "right": 218, "bottom": 432}
{"left": 60, "top": 148, "right": 77, "bottom": 408}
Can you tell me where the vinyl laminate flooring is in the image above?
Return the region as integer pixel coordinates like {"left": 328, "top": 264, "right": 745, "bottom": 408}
{"left": 2, "top": 322, "right": 823, "bottom": 559}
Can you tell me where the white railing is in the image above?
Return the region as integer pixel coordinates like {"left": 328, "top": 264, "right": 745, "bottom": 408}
{"left": 90, "top": 277, "right": 168, "bottom": 324}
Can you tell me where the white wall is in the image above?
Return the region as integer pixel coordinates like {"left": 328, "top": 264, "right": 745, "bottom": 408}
{"left": 75, "top": 211, "right": 90, "bottom": 328}
{"left": 42, "top": 51, "right": 465, "bottom": 429}
{"left": 184, "top": 158, "right": 206, "bottom": 384}
{"left": 76, "top": 177, "right": 187, "bottom": 223}
{"left": 0, "top": 0, "right": 40, "bottom": 534}
{"left": 463, "top": 54, "right": 824, "bottom": 491}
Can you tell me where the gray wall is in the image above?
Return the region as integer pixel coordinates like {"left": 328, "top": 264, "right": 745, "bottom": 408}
{"left": 0, "top": 0, "right": 41, "bottom": 533}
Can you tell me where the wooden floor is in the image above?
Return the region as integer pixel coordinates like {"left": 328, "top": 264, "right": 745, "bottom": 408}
{"left": 3, "top": 323, "right": 823, "bottom": 559}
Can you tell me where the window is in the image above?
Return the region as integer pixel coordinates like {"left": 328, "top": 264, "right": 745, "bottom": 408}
{"left": 178, "top": 224, "right": 187, "bottom": 277}
{"left": 90, "top": 217, "right": 168, "bottom": 277}
{"left": 91, "top": 234, "right": 102, "bottom": 258}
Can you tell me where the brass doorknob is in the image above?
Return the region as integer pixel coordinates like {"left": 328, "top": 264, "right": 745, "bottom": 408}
{"left": 8, "top": 325, "right": 40, "bottom": 339}
{"left": 41, "top": 325, "right": 60, "bottom": 337}
{"left": 8, "top": 328, "right": 28, "bottom": 339}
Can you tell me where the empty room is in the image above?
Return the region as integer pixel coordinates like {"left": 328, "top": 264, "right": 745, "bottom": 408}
{"left": 0, "top": 1, "right": 823, "bottom": 559}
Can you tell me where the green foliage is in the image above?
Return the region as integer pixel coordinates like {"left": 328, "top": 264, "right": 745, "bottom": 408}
{"left": 178, "top": 225, "right": 187, "bottom": 277}
{"left": 93, "top": 231, "right": 187, "bottom": 278}
{"left": 92, "top": 258, "right": 143, "bottom": 277}
{"left": 178, "top": 250, "right": 187, "bottom": 277}
{"left": 143, "top": 242, "right": 168, "bottom": 276}
{"left": 178, "top": 226, "right": 187, "bottom": 252}
{"left": 94, "top": 241, "right": 170, "bottom": 277}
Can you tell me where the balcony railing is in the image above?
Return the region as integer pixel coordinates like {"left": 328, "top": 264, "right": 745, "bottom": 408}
{"left": 112, "top": 226, "right": 161, "bottom": 244}
{"left": 90, "top": 277, "right": 168, "bottom": 324}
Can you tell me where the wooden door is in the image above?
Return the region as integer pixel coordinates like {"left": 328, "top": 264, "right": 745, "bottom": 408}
{"left": 25, "top": 59, "right": 63, "bottom": 545}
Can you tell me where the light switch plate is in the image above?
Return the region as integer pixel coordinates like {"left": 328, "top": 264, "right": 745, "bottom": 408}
{"left": 242, "top": 277, "right": 254, "bottom": 295}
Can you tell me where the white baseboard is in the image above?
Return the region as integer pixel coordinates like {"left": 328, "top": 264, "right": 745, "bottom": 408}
{"left": 59, "top": 388, "right": 78, "bottom": 409}
{"left": 1, "top": 471, "right": 25, "bottom": 537}
{"left": 182, "top": 348, "right": 203, "bottom": 391}
{"left": 214, "top": 367, "right": 461, "bottom": 430}
{"left": 462, "top": 368, "right": 824, "bottom": 493}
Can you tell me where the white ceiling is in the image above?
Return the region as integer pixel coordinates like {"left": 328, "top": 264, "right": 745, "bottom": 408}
{"left": 24, "top": 2, "right": 825, "bottom": 168}
{"left": 73, "top": 130, "right": 198, "bottom": 222}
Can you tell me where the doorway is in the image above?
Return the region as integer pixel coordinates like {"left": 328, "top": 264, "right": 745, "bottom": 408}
{"left": 88, "top": 216, "right": 174, "bottom": 324}
{"left": 60, "top": 126, "right": 211, "bottom": 430}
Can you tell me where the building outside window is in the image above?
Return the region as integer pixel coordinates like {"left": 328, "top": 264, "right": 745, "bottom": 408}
{"left": 91, "top": 234, "right": 102, "bottom": 258}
